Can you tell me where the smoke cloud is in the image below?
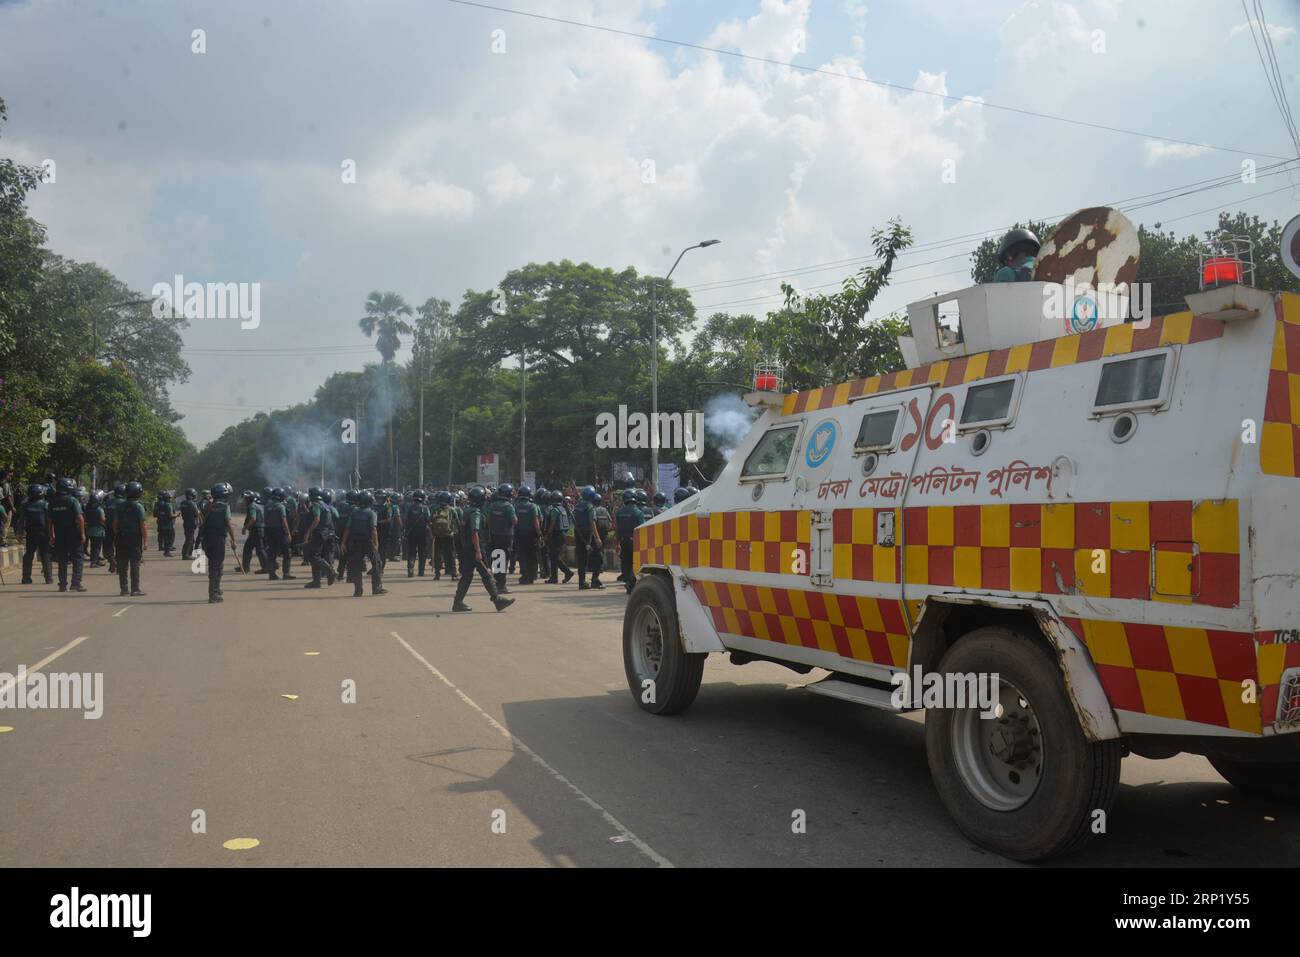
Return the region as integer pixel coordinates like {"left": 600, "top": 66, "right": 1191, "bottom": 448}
{"left": 705, "top": 393, "right": 759, "bottom": 461}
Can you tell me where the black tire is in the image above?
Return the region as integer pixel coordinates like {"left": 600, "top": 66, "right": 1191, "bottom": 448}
{"left": 623, "top": 574, "right": 705, "bottom": 716}
{"left": 1209, "top": 756, "right": 1300, "bottom": 802}
{"left": 924, "top": 626, "right": 1122, "bottom": 862}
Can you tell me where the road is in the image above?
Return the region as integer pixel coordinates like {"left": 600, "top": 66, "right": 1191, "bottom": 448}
{"left": 0, "top": 538, "right": 1295, "bottom": 868}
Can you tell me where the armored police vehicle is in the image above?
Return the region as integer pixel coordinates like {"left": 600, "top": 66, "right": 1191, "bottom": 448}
{"left": 626, "top": 207, "right": 1300, "bottom": 860}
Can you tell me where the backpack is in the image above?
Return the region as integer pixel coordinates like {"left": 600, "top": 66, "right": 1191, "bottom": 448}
{"left": 595, "top": 506, "right": 613, "bottom": 537}
{"left": 556, "top": 506, "right": 571, "bottom": 532}
{"left": 432, "top": 506, "right": 454, "bottom": 537}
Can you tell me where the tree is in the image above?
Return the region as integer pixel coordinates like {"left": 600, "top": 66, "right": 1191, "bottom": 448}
{"left": 0, "top": 96, "right": 47, "bottom": 360}
{"left": 358, "top": 291, "right": 414, "bottom": 363}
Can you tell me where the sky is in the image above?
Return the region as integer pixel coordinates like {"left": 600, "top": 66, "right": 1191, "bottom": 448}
{"left": 2, "top": 0, "right": 1298, "bottom": 447}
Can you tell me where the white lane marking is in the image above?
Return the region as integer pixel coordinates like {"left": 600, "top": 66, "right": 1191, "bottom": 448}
{"left": 113, "top": 607, "right": 130, "bottom": 618}
{"left": 0, "top": 635, "right": 91, "bottom": 696}
{"left": 390, "top": 631, "right": 673, "bottom": 868}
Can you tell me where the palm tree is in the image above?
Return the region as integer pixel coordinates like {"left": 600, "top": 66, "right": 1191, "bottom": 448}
{"left": 359, "top": 291, "right": 413, "bottom": 485}
{"left": 358, "top": 291, "right": 414, "bottom": 363}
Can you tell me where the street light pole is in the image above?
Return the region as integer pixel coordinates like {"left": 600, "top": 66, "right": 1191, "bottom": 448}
{"left": 650, "top": 239, "right": 720, "bottom": 489}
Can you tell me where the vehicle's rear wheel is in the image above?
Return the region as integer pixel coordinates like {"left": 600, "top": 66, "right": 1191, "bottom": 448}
{"left": 623, "top": 574, "right": 705, "bottom": 716}
{"left": 924, "top": 626, "right": 1122, "bottom": 861}
{"left": 1209, "top": 756, "right": 1300, "bottom": 802}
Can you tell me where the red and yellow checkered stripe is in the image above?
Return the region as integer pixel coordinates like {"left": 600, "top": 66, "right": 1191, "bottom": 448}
{"left": 835, "top": 500, "right": 1240, "bottom": 608}
{"left": 1261, "top": 293, "right": 1300, "bottom": 476}
{"left": 690, "top": 580, "right": 910, "bottom": 668}
{"left": 635, "top": 509, "right": 810, "bottom": 576}
{"left": 1257, "top": 634, "right": 1300, "bottom": 729}
{"left": 782, "top": 309, "right": 1224, "bottom": 417}
{"left": 1066, "top": 618, "right": 1266, "bottom": 733}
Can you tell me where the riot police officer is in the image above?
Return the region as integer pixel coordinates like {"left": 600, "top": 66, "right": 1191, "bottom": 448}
{"left": 300, "top": 487, "right": 338, "bottom": 588}
{"left": 85, "top": 490, "right": 108, "bottom": 567}
{"left": 151, "top": 490, "right": 174, "bottom": 556}
{"left": 430, "top": 490, "right": 458, "bottom": 580}
{"left": 614, "top": 488, "right": 646, "bottom": 593}
{"left": 452, "top": 485, "right": 514, "bottom": 612}
{"left": 178, "top": 488, "right": 200, "bottom": 559}
{"left": 103, "top": 482, "right": 127, "bottom": 573}
{"left": 651, "top": 491, "right": 667, "bottom": 518}
{"left": 239, "top": 490, "right": 268, "bottom": 573}
{"left": 673, "top": 485, "right": 698, "bottom": 504}
{"left": 340, "top": 489, "right": 386, "bottom": 597}
{"left": 404, "top": 489, "right": 432, "bottom": 577}
{"left": 114, "top": 481, "right": 148, "bottom": 596}
{"left": 20, "top": 483, "right": 53, "bottom": 585}
{"left": 534, "top": 486, "right": 550, "bottom": 582}
{"left": 48, "top": 477, "right": 87, "bottom": 592}
{"left": 484, "top": 483, "right": 517, "bottom": 594}
{"left": 543, "top": 489, "right": 574, "bottom": 585}
{"left": 513, "top": 485, "right": 542, "bottom": 585}
{"left": 263, "top": 488, "right": 295, "bottom": 580}
{"left": 200, "top": 483, "right": 241, "bottom": 602}
{"left": 571, "top": 485, "right": 605, "bottom": 590}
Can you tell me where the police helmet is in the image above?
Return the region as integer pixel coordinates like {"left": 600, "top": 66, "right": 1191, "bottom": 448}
{"left": 673, "top": 485, "right": 696, "bottom": 503}
{"left": 580, "top": 485, "right": 598, "bottom": 502}
{"left": 996, "top": 227, "right": 1040, "bottom": 265}
{"left": 355, "top": 490, "right": 374, "bottom": 508}
{"left": 242, "top": 489, "right": 256, "bottom": 501}
{"left": 622, "top": 489, "right": 638, "bottom": 503}
{"left": 270, "top": 487, "right": 284, "bottom": 501}
{"left": 467, "top": 485, "right": 487, "bottom": 505}
{"left": 308, "top": 486, "right": 323, "bottom": 501}
{"left": 635, "top": 489, "right": 648, "bottom": 505}
{"left": 547, "top": 490, "right": 561, "bottom": 505}
{"left": 185, "top": 488, "right": 196, "bottom": 499}
{"left": 211, "top": 483, "right": 231, "bottom": 500}
{"left": 160, "top": 490, "right": 173, "bottom": 501}
{"left": 653, "top": 491, "right": 666, "bottom": 506}
{"left": 27, "top": 483, "right": 44, "bottom": 498}
{"left": 496, "top": 483, "right": 514, "bottom": 500}
{"left": 411, "top": 489, "right": 425, "bottom": 503}
{"left": 516, "top": 485, "right": 532, "bottom": 500}
{"left": 322, "top": 489, "right": 334, "bottom": 504}
{"left": 125, "top": 481, "right": 144, "bottom": 500}
{"left": 113, "top": 482, "right": 127, "bottom": 496}
{"left": 55, "top": 476, "right": 76, "bottom": 494}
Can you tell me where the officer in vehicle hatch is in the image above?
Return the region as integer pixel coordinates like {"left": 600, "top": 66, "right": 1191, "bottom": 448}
{"left": 240, "top": 490, "right": 269, "bottom": 574}
{"left": 340, "top": 489, "right": 386, "bottom": 597}
{"left": 992, "top": 227, "right": 1041, "bottom": 283}
{"left": 484, "top": 482, "right": 517, "bottom": 594}
{"left": 453, "top": 485, "right": 514, "bottom": 613}
{"left": 571, "top": 485, "right": 604, "bottom": 590}
{"left": 263, "top": 488, "right": 296, "bottom": 581}
{"left": 300, "top": 486, "right": 338, "bottom": 588}
{"left": 114, "top": 481, "right": 149, "bottom": 597}
{"left": 20, "top": 483, "right": 53, "bottom": 585}
{"left": 48, "top": 477, "right": 87, "bottom": 592}
{"left": 512, "top": 485, "right": 542, "bottom": 585}
{"left": 542, "top": 489, "right": 574, "bottom": 585}
{"left": 85, "top": 490, "right": 107, "bottom": 567}
{"left": 178, "top": 488, "right": 200, "bottom": 560}
{"left": 200, "top": 483, "right": 241, "bottom": 603}
{"left": 614, "top": 488, "right": 646, "bottom": 593}
{"left": 155, "top": 490, "right": 177, "bottom": 556}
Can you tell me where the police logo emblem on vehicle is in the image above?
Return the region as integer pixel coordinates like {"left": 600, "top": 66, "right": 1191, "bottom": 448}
{"left": 806, "top": 419, "right": 837, "bottom": 469}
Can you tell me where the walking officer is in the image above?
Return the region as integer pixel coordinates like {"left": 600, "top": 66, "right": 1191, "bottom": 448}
{"left": 103, "top": 482, "right": 126, "bottom": 573}
{"left": 200, "top": 483, "right": 241, "bottom": 603}
{"left": 484, "top": 482, "right": 517, "bottom": 594}
{"left": 114, "top": 481, "right": 149, "bottom": 597}
{"left": 404, "top": 489, "right": 431, "bottom": 577}
{"left": 430, "top": 491, "right": 458, "bottom": 580}
{"left": 614, "top": 488, "right": 646, "bottom": 592}
{"left": 159, "top": 490, "right": 178, "bottom": 556}
{"left": 240, "top": 490, "right": 269, "bottom": 573}
{"left": 340, "top": 489, "right": 386, "bottom": 597}
{"left": 571, "top": 485, "right": 605, "bottom": 590}
{"left": 513, "top": 485, "right": 542, "bottom": 585}
{"left": 20, "top": 483, "right": 53, "bottom": 584}
{"left": 334, "top": 489, "right": 354, "bottom": 581}
{"left": 542, "top": 489, "right": 574, "bottom": 585}
{"left": 178, "top": 488, "right": 200, "bottom": 559}
{"left": 263, "top": 488, "right": 296, "bottom": 580}
{"left": 48, "top": 477, "right": 87, "bottom": 592}
{"left": 534, "top": 486, "right": 550, "bottom": 582}
{"left": 452, "top": 485, "right": 514, "bottom": 613}
{"left": 300, "top": 487, "right": 338, "bottom": 588}
{"left": 85, "top": 490, "right": 107, "bottom": 567}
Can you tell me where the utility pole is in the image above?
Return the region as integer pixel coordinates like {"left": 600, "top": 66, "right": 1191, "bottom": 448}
{"left": 519, "top": 348, "right": 526, "bottom": 485}
{"left": 447, "top": 408, "right": 457, "bottom": 486}
{"left": 417, "top": 358, "right": 425, "bottom": 489}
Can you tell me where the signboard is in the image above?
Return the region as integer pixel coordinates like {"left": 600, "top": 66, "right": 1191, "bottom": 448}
{"left": 523, "top": 471, "right": 536, "bottom": 489}
{"left": 1282, "top": 214, "right": 1300, "bottom": 281}
{"left": 657, "top": 463, "right": 680, "bottom": 499}
{"left": 477, "top": 454, "right": 499, "bottom": 485}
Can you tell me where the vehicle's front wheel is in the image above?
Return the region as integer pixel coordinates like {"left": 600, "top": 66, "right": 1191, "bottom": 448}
{"left": 1209, "top": 755, "right": 1300, "bottom": 802}
{"left": 623, "top": 574, "right": 705, "bottom": 716}
{"left": 924, "top": 626, "right": 1122, "bottom": 861}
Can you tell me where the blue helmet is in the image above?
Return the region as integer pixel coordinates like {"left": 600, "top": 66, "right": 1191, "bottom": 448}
{"left": 653, "top": 491, "right": 666, "bottom": 506}
{"left": 516, "top": 484, "right": 533, "bottom": 500}
{"left": 496, "top": 483, "right": 514, "bottom": 499}
{"left": 580, "top": 485, "right": 598, "bottom": 502}
{"left": 622, "top": 489, "right": 637, "bottom": 503}
{"left": 355, "top": 490, "right": 374, "bottom": 508}
{"left": 673, "top": 485, "right": 697, "bottom": 503}
{"left": 467, "top": 485, "right": 487, "bottom": 505}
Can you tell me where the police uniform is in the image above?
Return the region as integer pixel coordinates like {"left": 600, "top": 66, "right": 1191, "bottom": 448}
{"left": 49, "top": 484, "right": 85, "bottom": 591}
{"left": 484, "top": 492, "right": 517, "bottom": 594}
{"left": 615, "top": 498, "right": 646, "bottom": 592}
{"left": 200, "top": 490, "right": 236, "bottom": 602}
{"left": 114, "top": 493, "right": 148, "bottom": 595}
{"left": 178, "top": 492, "right": 200, "bottom": 559}
{"left": 303, "top": 493, "right": 338, "bottom": 587}
{"left": 85, "top": 495, "right": 107, "bottom": 566}
{"left": 20, "top": 488, "right": 52, "bottom": 584}
{"left": 404, "top": 496, "right": 431, "bottom": 577}
{"left": 154, "top": 495, "right": 177, "bottom": 555}
{"left": 263, "top": 493, "right": 295, "bottom": 580}
{"left": 430, "top": 494, "right": 458, "bottom": 580}
{"left": 543, "top": 494, "right": 573, "bottom": 584}
{"left": 513, "top": 492, "right": 542, "bottom": 585}
{"left": 453, "top": 495, "right": 509, "bottom": 611}
{"left": 343, "top": 501, "right": 384, "bottom": 596}
{"left": 241, "top": 495, "right": 269, "bottom": 573}
{"left": 571, "top": 492, "right": 604, "bottom": 589}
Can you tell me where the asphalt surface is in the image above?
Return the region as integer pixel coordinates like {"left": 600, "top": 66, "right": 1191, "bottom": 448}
{"left": 1, "top": 537, "right": 1295, "bottom": 868}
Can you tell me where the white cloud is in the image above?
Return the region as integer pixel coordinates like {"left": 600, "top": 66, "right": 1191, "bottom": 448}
{"left": 1143, "top": 140, "right": 1211, "bottom": 165}
{"left": 366, "top": 169, "right": 476, "bottom": 220}
{"left": 1228, "top": 19, "right": 1295, "bottom": 41}
{"left": 483, "top": 162, "right": 535, "bottom": 204}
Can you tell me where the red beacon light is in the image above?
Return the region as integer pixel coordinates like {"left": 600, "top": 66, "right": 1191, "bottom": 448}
{"left": 754, "top": 373, "right": 779, "bottom": 391}
{"left": 1202, "top": 257, "right": 1243, "bottom": 287}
